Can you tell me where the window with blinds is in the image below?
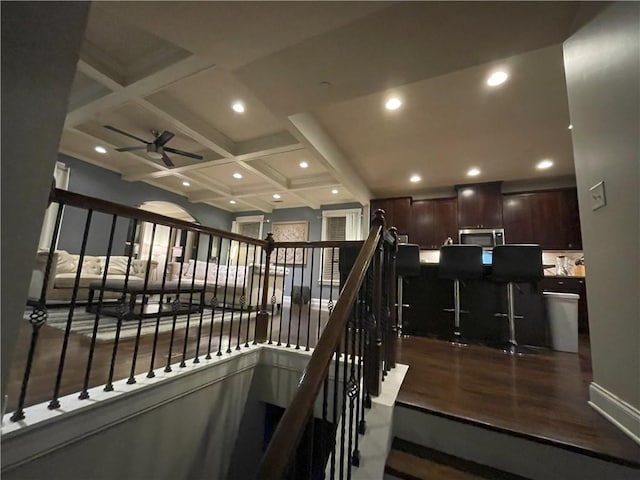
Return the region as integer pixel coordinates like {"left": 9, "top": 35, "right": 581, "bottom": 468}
{"left": 322, "top": 216, "right": 346, "bottom": 284}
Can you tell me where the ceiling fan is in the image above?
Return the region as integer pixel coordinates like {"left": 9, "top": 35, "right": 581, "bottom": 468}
{"left": 104, "top": 125, "right": 203, "bottom": 167}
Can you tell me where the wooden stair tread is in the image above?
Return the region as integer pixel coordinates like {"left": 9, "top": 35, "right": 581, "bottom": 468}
{"left": 385, "top": 448, "right": 485, "bottom": 480}
{"left": 385, "top": 438, "right": 529, "bottom": 480}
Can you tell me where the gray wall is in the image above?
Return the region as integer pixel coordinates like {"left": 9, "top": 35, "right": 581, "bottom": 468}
{"left": 1, "top": 3, "right": 89, "bottom": 396}
{"left": 56, "top": 154, "right": 234, "bottom": 255}
{"left": 238, "top": 203, "right": 363, "bottom": 300}
{"left": 564, "top": 2, "right": 639, "bottom": 416}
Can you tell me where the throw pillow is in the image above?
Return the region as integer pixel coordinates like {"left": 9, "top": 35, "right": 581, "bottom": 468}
{"left": 56, "top": 250, "right": 78, "bottom": 274}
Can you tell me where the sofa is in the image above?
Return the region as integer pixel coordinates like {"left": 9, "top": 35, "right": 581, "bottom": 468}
{"left": 167, "top": 259, "right": 288, "bottom": 310}
{"left": 29, "top": 250, "right": 157, "bottom": 303}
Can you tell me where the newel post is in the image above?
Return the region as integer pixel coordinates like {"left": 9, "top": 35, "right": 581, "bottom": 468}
{"left": 256, "top": 233, "right": 275, "bottom": 343}
{"left": 366, "top": 209, "right": 385, "bottom": 397}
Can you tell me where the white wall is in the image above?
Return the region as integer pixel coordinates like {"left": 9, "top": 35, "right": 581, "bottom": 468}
{"left": 563, "top": 2, "right": 640, "bottom": 441}
{"left": 1, "top": 2, "right": 89, "bottom": 396}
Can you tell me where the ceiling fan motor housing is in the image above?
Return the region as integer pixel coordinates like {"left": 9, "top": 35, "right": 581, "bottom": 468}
{"left": 146, "top": 143, "right": 164, "bottom": 159}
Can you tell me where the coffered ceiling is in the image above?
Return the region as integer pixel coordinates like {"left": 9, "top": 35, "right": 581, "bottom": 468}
{"left": 59, "top": 1, "right": 594, "bottom": 213}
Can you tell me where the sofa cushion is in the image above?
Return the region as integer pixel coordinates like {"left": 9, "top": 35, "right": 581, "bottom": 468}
{"left": 54, "top": 273, "right": 104, "bottom": 289}
{"left": 104, "top": 256, "right": 129, "bottom": 275}
{"left": 80, "top": 257, "right": 102, "bottom": 275}
{"left": 56, "top": 250, "right": 77, "bottom": 274}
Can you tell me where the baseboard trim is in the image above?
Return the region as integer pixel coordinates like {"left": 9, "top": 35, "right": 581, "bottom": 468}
{"left": 589, "top": 382, "right": 640, "bottom": 446}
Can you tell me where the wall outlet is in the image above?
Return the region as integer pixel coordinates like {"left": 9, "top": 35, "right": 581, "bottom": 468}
{"left": 589, "top": 181, "right": 606, "bottom": 211}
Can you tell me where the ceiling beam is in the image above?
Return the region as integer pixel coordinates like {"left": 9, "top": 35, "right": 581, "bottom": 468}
{"left": 234, "top": 131, "right": 302, "bottom": 161}
{"left": 288, "top": 113, "right": 371, "bottom": 205}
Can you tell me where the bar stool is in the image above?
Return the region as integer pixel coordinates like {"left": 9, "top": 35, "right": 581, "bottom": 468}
{"left": 491, "top": 244, "right": 543, "bottom": 355}
{"left": 439, "top": 245, "right": 484, "bottom": 345}
{"left": 396, "top": 243, "right": 421, "bottom": 336}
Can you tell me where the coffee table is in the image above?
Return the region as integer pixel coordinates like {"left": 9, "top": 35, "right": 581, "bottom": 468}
{"left": 87, "top": 280, "right": 205, "bottom": 320}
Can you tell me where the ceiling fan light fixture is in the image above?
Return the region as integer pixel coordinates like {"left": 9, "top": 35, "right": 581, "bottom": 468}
{"left": 146, "top": 143, "right": 163, "bottom": 159}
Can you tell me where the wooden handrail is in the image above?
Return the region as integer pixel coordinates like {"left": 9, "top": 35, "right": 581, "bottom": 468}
{"left": 51, "top": 188, "right": 268, "bottom": 246}
{"left": 256, "top": 221, "right": 383, "bottom": 479}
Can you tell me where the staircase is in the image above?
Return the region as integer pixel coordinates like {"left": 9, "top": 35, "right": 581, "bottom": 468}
{"left": 385, "top": 438, "right": 526, "bottom": 480}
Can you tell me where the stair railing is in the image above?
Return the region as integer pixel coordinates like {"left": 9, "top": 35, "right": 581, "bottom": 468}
{"left": 257, "top": 209, "right": 397, "bottom": 479}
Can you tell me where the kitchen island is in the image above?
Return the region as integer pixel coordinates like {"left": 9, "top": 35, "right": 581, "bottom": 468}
{"left": 401, "top": 263, "right": 550, "bottom": 347}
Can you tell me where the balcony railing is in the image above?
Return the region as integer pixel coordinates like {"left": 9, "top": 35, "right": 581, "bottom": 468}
{"left": 6, "top": 189, "right": 399, "bottom": 480}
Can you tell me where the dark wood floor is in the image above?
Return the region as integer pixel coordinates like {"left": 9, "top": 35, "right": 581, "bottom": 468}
{"left": 395, "top": 334, "right": 640, "bottom": 467}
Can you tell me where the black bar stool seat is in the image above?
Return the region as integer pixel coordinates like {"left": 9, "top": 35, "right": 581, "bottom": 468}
{"left": 491, "top": 244, "right": 543, "bottom": 355}
{"left": 439, "top": 244, "right": 484, "bottom": 345}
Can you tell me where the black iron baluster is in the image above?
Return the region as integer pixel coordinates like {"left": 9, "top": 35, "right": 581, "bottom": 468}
{"left": 218, "top": 238, "right": 232, "bottom": 356}
{"left": 306, "top": 247, "right": 315, "bottom": 351}
{"left": 321, "top": 375, "right": 329, "bottom": 480}
{"left": 246, "top": 244, "right": 258, "bottom": 347}
{"left": 10, "top": 204, "right": 64, "bottom": 420}
{"left": 227, "top": 239, "right": 241, "bottom": 354}
{"left": 147, "top": 228, "right": 175, "bottom": 378}
{"left": 127, "top": 222, "right": 158, "bottom": 383}
{"left": 330, "top": 342, "right": 341, "bottom": 480}
{"left": 346, "top": 298, "right": 359, "bottom": 476}
{"left": 295, "top": 247, "right": 304, "bottom": 349}
{"left": 164, "top": 238, "right": 187, "bottom": 373}
{"left": 317, "top": 247, "right": 325, "bottom": 344}
{"left": 287, "top": 247, "right": 296, "bottom": 348}
{"left": 80, "top": 215, "right": 118, "bottom": 398}
{"left": 207, "top": 236, "right": 223, "bottom": 359}
{"left": 236, "top": 242, "right": 250, "bottom": 350}
{"left": 352, "top": 284, "right": 365, "bottom": 466}
{"left": 255, "top": 248, "right": 266, "bottom": 346}
{"left": 49, "top": 209, "right": 94, "bottom": 408}
{"left": 105, "top": 218, "right": 139, "bottom": 392}
{"left": 195, "top": 234, "right": 214, "bottom": 364}
{"left": 275, "top": 247, "right": 285, "bottom": 346}
{"left": 340, "top": 318, "right": 349, "bottom": 480}
{"left": 180, "top": 232, "right": 201, "bottom": 368}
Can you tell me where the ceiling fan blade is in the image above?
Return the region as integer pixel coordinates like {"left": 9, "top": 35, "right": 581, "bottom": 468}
{"left": 115, "top": 146, "right": 146, "bottom": 152}
{"left": 155, "top": 130, "right": 175, "bottom": 147}
{"left": 104, "top": 125, "right": 149, "bottom": 144}
{"left": 161, "top": 152, "right": 175, "bottom": 167}
{"left": 164, "top": 147, "right": 203, "bottom": 160}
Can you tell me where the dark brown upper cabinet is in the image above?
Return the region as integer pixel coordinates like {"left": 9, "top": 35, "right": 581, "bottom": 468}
{"left": 409, "top": 197, "right": 458, "bottom": 249}
{"left": 502, "top": 188, "right": 582, "bottom": 249}
{"left": 456, "top": 182, "right": 503, "bottom": 228}
{"left": 370, "top": 197, "right": 411, "bottom": 234}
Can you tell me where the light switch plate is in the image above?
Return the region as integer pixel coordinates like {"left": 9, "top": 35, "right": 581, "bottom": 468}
{"left": 589, "top": 181, "right": 606, "bottom": 210}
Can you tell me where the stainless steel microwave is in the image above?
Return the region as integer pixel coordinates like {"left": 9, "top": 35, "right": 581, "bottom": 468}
{"left": 459, "top": 228, "right": 505, "bottom": 249}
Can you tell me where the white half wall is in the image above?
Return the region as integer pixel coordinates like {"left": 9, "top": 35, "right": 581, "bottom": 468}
{"left": 563, "top": 2, "right": 640, "bottom": 442}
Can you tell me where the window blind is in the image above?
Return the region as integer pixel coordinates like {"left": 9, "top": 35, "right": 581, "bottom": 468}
{"left": 322, "top": 216, "right": 346, "bottom": 283}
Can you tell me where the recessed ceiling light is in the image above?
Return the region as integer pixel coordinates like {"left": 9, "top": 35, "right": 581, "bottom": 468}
{"left": 272, "top": 193, "right": 281, "bottom": 199}
{"left": 568, "top": 124, "right": 573, "bottom": 130}
{"left": 536, "top": 159, "right": 554, "bottom": 170}
{"left": 299, "top": 161, "right": 309, "bottom": 169}
{"left": 232, "top": 101, "right": 245, "bottom": 113}
{"left": 410, "top": 174, "right": 421, "bottom": 183}
{"left": 229, "top": 200, "right": 237, "bottom": 204}
{"left": 462, "top": 188, "right": 474, "bottom": 197}
{"left": 232, "top": 172, "right": 243, "bottom": 179}
{"left": 94, "top": 146, "right": 107, "bottom": 154}
{"left": 385, "top": 97, "right": 402, "bottom": 110}
{"left": 331, "top": 189, "right": 339, "bottom": 195}
{"left": 182, "top": 181, "right": 190, "bottom": 187}
{"left": 487, "top": 71, "right": 508, "bottom": 87}
{"left": 467, "top": 168, "right": 481, "bottom": 177}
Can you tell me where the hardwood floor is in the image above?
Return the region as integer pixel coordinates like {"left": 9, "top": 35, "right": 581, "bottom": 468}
{"left": 395, "top": 334, "right": 640, "bottom": 467}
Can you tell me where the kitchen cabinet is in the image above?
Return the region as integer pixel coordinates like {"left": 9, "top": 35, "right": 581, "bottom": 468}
{"left": 540, "top": 276, "right": 589, "bottom": 333}
{"left": 456, "top": 182, "right": 503, "bottom": 228}
{"left": 502, "top": 188, "right": 582, "bottom": 249}
{"left": 370, "top": 197, "right": 411, "bottom": 234}
{"left": 410, "top": 197, "right": 458, "bottom": 249}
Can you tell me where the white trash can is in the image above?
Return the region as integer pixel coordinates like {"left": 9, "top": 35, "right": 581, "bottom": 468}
{"left": 544, "top": 292, "right": 579, "bottom": 353}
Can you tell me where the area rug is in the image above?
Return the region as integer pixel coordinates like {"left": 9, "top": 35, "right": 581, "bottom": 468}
{"left": 22, "top": 307, "right": 241, "bottom": 342}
